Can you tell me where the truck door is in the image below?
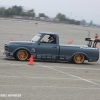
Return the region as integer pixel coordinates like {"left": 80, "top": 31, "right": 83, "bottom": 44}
{"left": 36, "top": 35, "right": 57, "bottom": 60}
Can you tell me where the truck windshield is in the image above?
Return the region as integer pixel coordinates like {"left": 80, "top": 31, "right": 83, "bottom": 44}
{"left": 31, "top": 34, "right": 41, "bottom": 42}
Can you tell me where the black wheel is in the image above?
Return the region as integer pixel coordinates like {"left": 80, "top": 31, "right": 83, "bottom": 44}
{"left": 15, "top": 50, "right": 29, "bottom": 61}
{"left": 73, "top": 54, "right": 85, "bottom": 64}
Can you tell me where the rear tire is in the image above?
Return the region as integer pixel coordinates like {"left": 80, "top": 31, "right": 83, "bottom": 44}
{"left": 73, "top": 54, "right": 85, "bottom": 64}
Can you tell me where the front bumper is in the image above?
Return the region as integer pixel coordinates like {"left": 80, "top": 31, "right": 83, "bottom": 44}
{"left": 4, "top": 51, "right": 13, "bottom": 58}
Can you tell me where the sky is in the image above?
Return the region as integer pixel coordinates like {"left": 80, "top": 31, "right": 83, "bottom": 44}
{"left": 0, "top": 0, "right": 100, "bottom": 24}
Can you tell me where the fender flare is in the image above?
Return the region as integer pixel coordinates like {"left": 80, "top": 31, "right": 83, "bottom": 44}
{"left": 13, "top": 47, "right": 31, "bottom": 56}
{"left": 70, "top": 52, "right": 89, "bottom": 60}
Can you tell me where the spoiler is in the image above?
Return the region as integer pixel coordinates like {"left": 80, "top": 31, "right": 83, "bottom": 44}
{"left": 85, "top": 38, "right": 100, "bottom": 48}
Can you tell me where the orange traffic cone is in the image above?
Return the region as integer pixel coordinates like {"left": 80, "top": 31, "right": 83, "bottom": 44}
{"left": 29, "top": 55, "right": 34, "bottom": 65}
{"left": 9, "top": 38, "right": 13, "bottom": 41}
{"left": 20, "top": 34, "right": 22, "bottom": 37}
{"left": 67, "top": 40, "right": 73, "bottom": 45}
{"left": 35, "top": 21, "right": 38, "bottom": 25}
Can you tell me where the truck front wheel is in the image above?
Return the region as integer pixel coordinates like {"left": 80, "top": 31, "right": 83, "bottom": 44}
{"left": 15, "top": 49, "right": 29, "bottom": 61}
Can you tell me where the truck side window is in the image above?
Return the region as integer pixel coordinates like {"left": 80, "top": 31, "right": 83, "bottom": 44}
{"left": 41, "top": 35, "right": 49, "bottom": 43}
{"left": 41, "top": 35, "right": 56, "bottom": 44}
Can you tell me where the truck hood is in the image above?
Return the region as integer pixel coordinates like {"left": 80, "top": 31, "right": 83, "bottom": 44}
{"left": 6, "top": 41, "right": 35, "bottom": 45}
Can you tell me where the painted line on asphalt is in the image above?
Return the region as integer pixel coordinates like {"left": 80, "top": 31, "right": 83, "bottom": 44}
{"left": 48, "top": 65, "right": 100, "bottom": 71}
{"left": 0, "top": 60, "right": 100, "bottom": 71}
{"left": 37, "top": 63, "right": 100, "bottom": 87}
{"left": 0, "top": 76, "right": 100, "bottom": 82}
{"left": 0, "top": 85, "right": 100, "bottom": 90}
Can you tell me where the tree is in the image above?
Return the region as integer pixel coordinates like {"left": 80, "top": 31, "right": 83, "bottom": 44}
{"left": 5, "top": 8, "right": 12, "bottom": 17}
{"left": 27, "top": 9, "right": 35, "bottom": 17}
{"left": 0, "top": 7, "right": 6, "bottom": 16}
{"left": 21, "top": 9, "right": 35, "bottom": 17}
{"left": 9, "top": 5, "right": 23, "bottom": 15}
{"left": 38, "top": 13, "right": 48, "bottom": 18}
{"left": 55, "top": 13, "right": 67, "bottom": 21}
{"left": 69, "top": 19, "right": 75, "bottom": 24}
{"left": 0, "top": 6, "right": 23, "bottom": 17}
{"left": 0, "top": 5, "right": 35, "bottom": 17}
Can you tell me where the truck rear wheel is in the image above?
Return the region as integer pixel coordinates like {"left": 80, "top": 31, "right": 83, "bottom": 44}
{"left": 16, "top": 49, "right": 29, "bottom": 61}
{"left": 73, "top": 54, "right": 84, "bottom": 64}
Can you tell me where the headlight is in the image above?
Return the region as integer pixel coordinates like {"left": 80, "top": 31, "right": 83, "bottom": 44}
{"left": 4, "top": 45, "right": 9, "bottom": 51}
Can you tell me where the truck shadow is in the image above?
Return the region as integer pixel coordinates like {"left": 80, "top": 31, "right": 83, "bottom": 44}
{"left": 34, "top": 60, "right": 97, "bottom": 66}
{"left": 3, "top": 57, "right": 97, "bottom": 66}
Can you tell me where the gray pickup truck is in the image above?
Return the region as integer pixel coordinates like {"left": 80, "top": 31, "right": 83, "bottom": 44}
{"left": 4, "top": 32, "right": 100, "bottom": 64}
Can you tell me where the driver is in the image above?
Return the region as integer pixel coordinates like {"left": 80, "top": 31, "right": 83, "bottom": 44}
{"left": 48, "top": 35, "right": 56, "bottom": 43}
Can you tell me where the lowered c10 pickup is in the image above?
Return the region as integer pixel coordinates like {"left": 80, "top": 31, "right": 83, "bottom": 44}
{"left": 4, "top": 32, "right": 100, "bottom": 64}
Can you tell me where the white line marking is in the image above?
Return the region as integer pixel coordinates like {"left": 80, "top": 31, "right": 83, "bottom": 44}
{"left": 0, "top": 85, "right": 100, "bottom": 90}
{"left": 51, "top": 66, "right": 100, "bottom": 71}
{"left": 0, "top": 76, "right": 100, "bottom": 82}
{"left": 37, "top": 64, "right": 100, "bottom": 87}
{"left": 0, "top": 61, "right": 100, "bottom": 71}
{"left": 0, "top": 61, "right": 100, "bottom": 70}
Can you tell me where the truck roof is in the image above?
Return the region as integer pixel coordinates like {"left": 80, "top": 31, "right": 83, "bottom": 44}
{"left": 39, "top": 32, "right": 58, "bottom": 35}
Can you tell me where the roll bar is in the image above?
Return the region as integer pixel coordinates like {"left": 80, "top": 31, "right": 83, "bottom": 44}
{"left": 85, "top": 38, "right": 100, "bottom": 48}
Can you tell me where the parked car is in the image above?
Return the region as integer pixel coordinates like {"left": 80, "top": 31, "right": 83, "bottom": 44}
{"left": 4, "top": 32, "right": 100, "bottom": 64}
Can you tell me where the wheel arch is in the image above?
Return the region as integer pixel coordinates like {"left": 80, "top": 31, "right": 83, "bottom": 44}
{"left": 13, "top": 47, "right": 31, "bottom": 58}
{"left": 71, "top": 52, "right": 88, "bottom": 61}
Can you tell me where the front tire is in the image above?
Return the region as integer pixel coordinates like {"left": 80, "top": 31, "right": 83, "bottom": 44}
{"left": 16, "top": 49, "right": 29, "bottom": 61}
{"left": 73, "top": 54, "right": 85, "bottom": 64}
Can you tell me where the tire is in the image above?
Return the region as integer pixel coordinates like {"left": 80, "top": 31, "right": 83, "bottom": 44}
{"left": 16, "top": 49, "right": 29, "bottom": 61}
{"left": 73, "top": 54, "right": 85, "bottom": 64}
